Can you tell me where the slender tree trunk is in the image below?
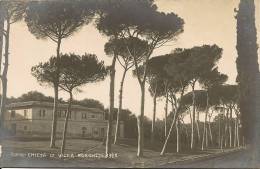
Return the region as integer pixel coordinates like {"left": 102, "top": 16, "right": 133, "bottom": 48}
{"left": 114, "top": 68, "right": 127, "bottom": 144}
{"left": 237, "top": 118, "right": 240, "bottom": 147}
{"left": 106, "top": 55, "right": 116, "bottom": 155}
{"left": 176, "top": 119, "right": 180, "bottom": 153}
{"left": 191, "top": 83, "right": 196, "bottom": 150}
{"left": 0, "top": 4, "right": 3, "bottom": 74}
{"left": 151, "top": 85, "right": 157, "bottom": 144}
{"left": 164, "top": 82, "right": 168, "bottom": 139}
{"left": 50, "top": 38, "right": 61, "bottom": 148}
{"left": 137, "top": 83, "right": 145, "bottom": 157}
{"left": 221, "top": 133, "right": 224, "bottom": 150}
{"left": 160, "top": 88, "right": 184, "bottom": 156}
{"left": 208, "top": 114, "right": 213, "bottom": 145}
{"left": 229, "top": 107, "right": 232, "bottom": 147}
{"left": 0, "top": 9, "right": 3, "bottom": 131}
{"left": 160, "top": 106, "right": 178, "bottom": 156}
{"left": 181, "top": 119, "right": 189, "bottom": 143}
{"left": 0, "top": 19, "right": 10, "bottom": 132}
{"left": 224, "top": 109, "right": 229, "bottom": 148}
{"left": 242, "top": 136, "right": 245, "bottom": 147}
{"left": 50, "top": 85, "right": 58, "bottom": 148}
{"left": 61, "top": 91, "right": 72, "bottom": 154}
{"left": 234, "top": 117, "right": 237, "bottom": 147}
{"left": 218, "top": 115, "right": 221, "bottom": 148}
{"left": 202, "top": 92, "right": 209, "bottom": 150}
{"left": 196, "top": 109, "right": 201, "bottom": 142}
{"left": 206, "top": 125, "right": 209, "bottom": 148}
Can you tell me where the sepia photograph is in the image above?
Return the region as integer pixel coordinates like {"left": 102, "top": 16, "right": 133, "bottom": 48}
{"left": 0, "top": 0, "right": 260, "bottom": 168}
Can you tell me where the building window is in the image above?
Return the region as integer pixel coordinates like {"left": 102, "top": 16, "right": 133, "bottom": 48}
{"left": 101, "top": 128, "right": 105, "bottom": 137}
{"left": 93, "top": 128, "right": 98, "bottom": 135}
{"left": 24, "top": 110, "right": 27, "bottom": 117}
{"left": 42, "top": 110, "right": 46, "bottom": 117}
{"left": 24, "top": 126, "right": 27, "bottom": 130}
{"left": 39, "top": 110, "right": 41, "bottom": 117}
{"left": 91, "top": 114, "right": 96, "bottom": 118}
{"left": 82, "top": 113, "right": 87, "bottom": 119}
{"left": 63, "top": 110, "right": 67, "bottom": 118}
{"left": 68, "top": 111, "right": 71, "bottom": 119}
{"left": 58, "top": 110, "right": 62, "bottom": 118}
{"left": 39, "top": 109, "right": 46, "bottom": 118}
{"left": 11, "top": 110, "right": 15, "bottom": 118}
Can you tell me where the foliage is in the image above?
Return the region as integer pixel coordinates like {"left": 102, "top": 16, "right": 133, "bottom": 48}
{"left": 199, "top": 68, "right": 228, "bottom": 90}
{"left": 209, "top": 84, "right": 239, "bottom": 108}
{"left": 0, "top": 1, "right": 27, "bottom": 23}
{"left": 31, "top": 56, "right": 59, "bottom": 87}
{"left": 72, "top": 98, "right": 105, "bottom": 110}
{"left": 16, "top": 91, "right": 54, "bottom": 102}
{"left": 24, "top": 1, "right": 93, "bottom": 42}
{"left": 181, "top": 90, "right": 207, "bottom": 111}
{"left": 58, "top": 53, "right": 108, "bottom": 92}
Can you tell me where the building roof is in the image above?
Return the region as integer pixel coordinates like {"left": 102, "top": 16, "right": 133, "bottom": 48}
{"left": 6, "top": 101, "right": 104, "bottom": 114}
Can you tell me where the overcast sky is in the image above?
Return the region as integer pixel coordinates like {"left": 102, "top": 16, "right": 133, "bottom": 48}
{"left": 3, "top": 0, "right": 260, "bottom": 120}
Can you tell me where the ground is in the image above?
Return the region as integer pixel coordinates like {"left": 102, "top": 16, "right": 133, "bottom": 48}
{"left": 0, "top": 137, "right": 244, "bottom": 168}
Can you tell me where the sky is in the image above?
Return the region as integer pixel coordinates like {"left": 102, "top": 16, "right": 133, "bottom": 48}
{"left": 2, "top": 0, "right": 260, "bottom": 121}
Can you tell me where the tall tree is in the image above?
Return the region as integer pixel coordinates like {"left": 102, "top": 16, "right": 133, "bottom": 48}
{"left": 105, "top": 37, "right": 147, "bottom": 144}
{"left": 160, "top": 49, "right": 190, "bottom": 155}
{"left": 95, "top": 1, "right": 123, "bottom": 155}
{"left": 117, "top": 9, "right": 183, "bottom": 158}
{"left": 235, "top": 0, "right": 259, "bottom": 147}
{"left": 58, "top": 53, "right": 107, "bottom": 154}
{"left": 185, "top": 45, "right": 223, "bottom": 150}
{"left": 96, "top": 0, "right": 184, "bottom": 157}
{"left": 139, "top": 55, "right": 172, "bottom": 143}
{"left": 199, "top": 68, "right": 228, "bottom": 150}
{"left": 0, "top": 1, "right": 27, "bottom": 130}
{"left": 137, "top": 56, "right": 167, "bottom": 144}
{"left": 25, "top": 1, "right": 93, "bottom": 148}
{"left": 0, "top": 3, "right": 4, "bottom": 131}
{"left": 210, "top": 84, "right": 239, "bottom": 148}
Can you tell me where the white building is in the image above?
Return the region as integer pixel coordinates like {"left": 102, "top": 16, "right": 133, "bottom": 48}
{"left": 4, "top": 101, "right": 124, "bottom": 138}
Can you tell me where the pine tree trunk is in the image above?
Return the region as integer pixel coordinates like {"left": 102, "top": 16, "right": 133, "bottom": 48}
{"left": 160, "top": 107, "right": 178, "bottom": 156}
{"left": 160, "top": 88, "right": 185, "bottom": 156}
{"left": 50, "top": 37, "right": 61, "bottom": 148}
{"left": 0, "top": 4, "right": 3, "bottom": 73}
{"left": 237, "top": 117, "right": 240, "bottom": 147}
{"left": 61, "top": 91, "right": 72, "bottom": 154}
{"left": 208, "top": 114, "right": 213, "bottom": 145}
{"left": 176, "top": 119, "right": 180, "bottom": 153}
{"left": 164, "top": 82, "right": 168, "bottom": 139}
{"left": 106, "top": 55, "right": 116, "bottom": 156}
{"left": 224, "top": 109, "right": 229, "bottom": 148}
{"left": 151, "top": 85, "right": 157, "bottom": 144}
{"left": 202, "top": 92, "right": 209, "bottom": 150}
{"left": 114, "top": 69, "right": 127, "bottom": 144}
{"left": 50, "top": 85, "right": 58, "bottom": 148}
{"left": 229, "top": 108, "right": 232, "bottom": 147}
{"left": 191, "top": 83, "right": 196, "bottom": 150}
{"left": 0, "top": 9, "right": 3, "bottom": 131}
{"left": 196, "top": 110, "right": 201, "bottom": 142}
{"left": 206, "top": 125, "right": 208, "bottom": 148}
{"left": 0, "top": 18, "right": 10, "bottom": 132}
{"left": 218, "top": 116, "right": 221, "bottom": 148}
{"left": 234, "top": 118, "right": 237, "bottom": 147}
{"left": 137, "top": 84, "right": 145, "bottom": 157}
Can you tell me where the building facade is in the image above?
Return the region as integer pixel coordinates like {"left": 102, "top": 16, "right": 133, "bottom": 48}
{"left": 4, "top": 101, "right": 124, "bottom": 139}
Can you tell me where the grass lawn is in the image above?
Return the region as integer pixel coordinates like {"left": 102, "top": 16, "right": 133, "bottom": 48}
{"left": 1, "top": 137, "right": 239, "bottom": 168}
